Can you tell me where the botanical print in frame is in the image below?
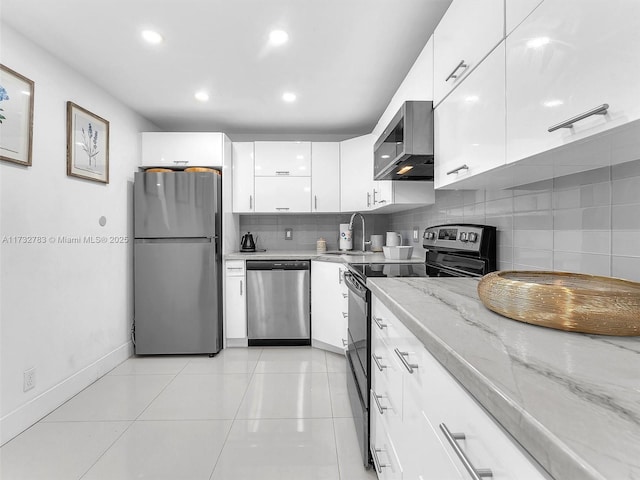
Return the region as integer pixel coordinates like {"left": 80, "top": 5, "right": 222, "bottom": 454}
{"left": 67, "top": 101, "right": 109, "bottom": 184}
{"left": 0, "top": 64, "right": 35, "bottom": 166}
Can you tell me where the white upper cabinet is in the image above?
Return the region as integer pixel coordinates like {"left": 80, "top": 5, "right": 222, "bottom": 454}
{"left": 506, "top": 0, "right": 640, "bottom": 165}
{"left": 433, "top": 0, "right": 504, "bottom": 106}
{"left": 505, "top": 0, "right": 544, "bottom": 35}
{"left": 254, "top": 141, "right": 311, "bottom": 177}
{"left": 254, "top": 176, "right": 311, "bottom": 212}
{"left": 311, "top": 142, "right": 341, "bottom": 212}
{"left": 141, "top": 132, "right": 225, "bottom": 167}
{"left": 340, "top": 134, "right": 376, "bottom": 212}
{"left": 435, "top": 42, "right": 506, "bottom": 189}
{"left": 232, "top": 142, "right": 255, "bottom": 213}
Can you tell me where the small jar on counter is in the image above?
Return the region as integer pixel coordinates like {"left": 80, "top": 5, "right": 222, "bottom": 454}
{"left": 316, "top": 237, "right": 327, "bottom": 254}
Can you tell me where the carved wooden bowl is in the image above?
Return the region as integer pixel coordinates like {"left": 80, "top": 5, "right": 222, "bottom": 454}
{"left": 477, "top": 271, "right": 640, "bottom": 336}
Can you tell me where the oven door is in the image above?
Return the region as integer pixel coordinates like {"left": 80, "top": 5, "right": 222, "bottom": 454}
{"left": 426, "top": 251, "right": 487, "bottom": 277}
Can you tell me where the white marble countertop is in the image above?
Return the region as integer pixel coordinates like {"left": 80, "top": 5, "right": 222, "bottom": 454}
{"left": 225, "top": 250, "right": 425, "bottom": 264}
{"left": 368, "top": 277, "right": 640, "bottom": 480}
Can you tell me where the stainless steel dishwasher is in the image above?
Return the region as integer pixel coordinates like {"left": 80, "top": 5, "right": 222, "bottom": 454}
{"left": 246, "top": 260, "right": 311, "bottom": 346}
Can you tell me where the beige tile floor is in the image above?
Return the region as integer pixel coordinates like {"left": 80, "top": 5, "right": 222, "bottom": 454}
{"left": 0, "top": 347, "right": 378, "bottom": 480}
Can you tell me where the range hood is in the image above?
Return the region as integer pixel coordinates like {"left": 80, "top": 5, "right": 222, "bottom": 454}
{"left": 373, "top": 100, "right": 434, "bottom": 181}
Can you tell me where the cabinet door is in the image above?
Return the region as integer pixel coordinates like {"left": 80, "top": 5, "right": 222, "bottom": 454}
{"left": 506, "top": 0, "right": 640, "bottom": 165}
{"left": 435, "top": 43, "right": 506, "bottom": 189}
{"left": 254, "top": 177, "right": 311, "bottom": 213}
{"left": 506, "top": 0, "right": 544, "bottom": 35}
{"left": 141, "top": 132, "right": 223, "bottom": 167}
{"left": 311, "top": 142, "right": 341, "bottom": 212}
{"left": 254, "top": 141, "right": 311, "bottom": 176}
{"left": 433, "top": 0, "right": 504, "bottom": 106}
{"left": 340, "top": 134, "right": 375, "bottom": 212}
{"left": 232, "top": 142, "right": 255, "bottom": 213}
{"left": 311, "top": 261, "right": 348, "bottom": 351}
{"left": 225, "top": 275, "right": 246, "bottom": 339}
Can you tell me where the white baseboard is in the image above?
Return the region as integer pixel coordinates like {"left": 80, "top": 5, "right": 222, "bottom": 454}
{"left": 0, "top": 341, "right": 133, "bottom": 446}
{"left": 225, "top": 338, "right": 249, "bottom": 348}
{"left": 311, "top": 339, "right": 346, "bottom": 356}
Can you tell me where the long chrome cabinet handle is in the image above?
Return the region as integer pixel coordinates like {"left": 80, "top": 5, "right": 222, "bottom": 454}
{"left": 439, "top": 423, "right": 493, "bottom": 480}
{"left": 371, "top": 388, "right": 387, "bottom": 414}
{"left": 275, "top": 207, "right": 290, "bottom": 211}
{"left": 249, "top": 195, "right": 253, "bottom": 210}
{"left": 314, "top": 195, "right": 318, "bottom": 210}
{"left": 367, "top": 192, "right": 371, "bottom": 208}
{"left": 372, "top": 354, "right": 387, "bottom": 371}
{"left": 373, "top": 316, "right": 387, "bottom": 329}
{"left": 275, "top": 170, "right": 290, "bottom": 175}
{"left": 445, "top": 59, "right": 468, "bottom": 82}
{"left": 394, "top": 348, "right": 418, "bottom": 374}
{"left": 371, "top": 447, "right": 388, "bottom": 474}
{"left": 447, "top": 164, "right": 469, "bottom": 176}
{"left": 173, "top": 160, "right": 189, "bottom": 165}
{"left": 240, "top": 280, "right": 243, "bottom": 296}
{"left": 338, "top": 269, "right": 344, "bottom": 284}
{"left": 548, "top": 103, "right": 609, "bottom": 132}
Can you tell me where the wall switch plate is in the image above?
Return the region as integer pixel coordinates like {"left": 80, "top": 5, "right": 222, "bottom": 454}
{"left": 285, "top": 228, "right": 293, "bottom": 240}
{"left": 413, "top": 227, "right": 419, "bottom": 243}
{"left": 23, "top": 367, "right": 35, "bottom": 392}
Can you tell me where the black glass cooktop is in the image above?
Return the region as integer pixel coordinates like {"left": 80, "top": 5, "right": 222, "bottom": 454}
{"left": 348, "top": 262, "right": 428, "bottom": 282}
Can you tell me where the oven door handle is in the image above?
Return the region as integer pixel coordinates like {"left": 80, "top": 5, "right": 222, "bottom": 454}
{"left": 344, "top": 271, "right": 368, "bottom": 299}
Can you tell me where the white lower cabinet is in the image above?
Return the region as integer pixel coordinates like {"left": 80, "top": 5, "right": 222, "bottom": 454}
{"left": 224, "top": 260, "right": 246, "bottom": 344}
{"left": 371, "top": 294, "right": 550, "bottom": 480}
{"left": 311, "top": 261, "right": 348, "bottom": 353}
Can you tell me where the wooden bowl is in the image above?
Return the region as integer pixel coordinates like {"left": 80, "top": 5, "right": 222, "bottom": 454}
{"left": 477, "top": 271, "right": 640, "bottom": 336}
{"left": 145, "top": 168, "right": 173, "bottom": 173}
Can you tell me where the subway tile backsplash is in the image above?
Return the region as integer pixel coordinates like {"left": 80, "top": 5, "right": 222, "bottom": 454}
{"left": 239, "top": 159, "right": 640, "bottom": 282}
{"left": 387, "top": 158, "right": 640, "bottom": 282}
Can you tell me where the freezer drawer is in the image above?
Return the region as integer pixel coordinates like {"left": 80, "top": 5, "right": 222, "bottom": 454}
{"left": 134, "top": 239, "right": 221, "bottom": 354}
{"left": 246, "top": 261, "right": 310, "bottom": 345}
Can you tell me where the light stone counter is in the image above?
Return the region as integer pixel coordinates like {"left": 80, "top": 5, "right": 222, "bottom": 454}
{"left": 224, "top": 250, "right": 425, "bottom": 264}
{"left": 368, "top": 277, "right": 640, "bottom": 480}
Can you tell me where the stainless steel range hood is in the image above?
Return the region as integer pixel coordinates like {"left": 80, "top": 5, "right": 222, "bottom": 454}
{"left": 373, "top": 100, "right": 434, "bottom": 181}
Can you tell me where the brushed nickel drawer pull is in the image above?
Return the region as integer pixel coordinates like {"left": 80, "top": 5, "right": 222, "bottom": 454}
{"left": 394, "top": 348, "right": 418, "bottom": 374}
{"left": 440, "top": 423, "right": 493, "bottom": 480}
{"left": 372, "top": 354, "right": 387, "bottom": 372}
{"left": 341, "top": 293, "right": 348, "bottom": 298}
{"left": 249, "top": 195, "right": 253, "bottom": 209}
{"left": 447, "top": 164, "right": 469, "bottom": 176}
{"left": 371, "top": 388, "right": 388, "bottom": 414}
{"left": 373, "top": 316, "right": 387, "bottom": 329}
{"left": 275, "top": 170, "right": 290, "bottom": 175}
{"left": 342, "top": 338, "right": 348, "bottom": 347}
{"left": 548, "top": 103, "right": 609, "bottom": 132}
{"left": 275, "top": 207, "right": 290, "bottom": 211}
{"left": 445, "top": 59, "right": 468, "bottom": 82}
{"left": 342, "top": 312, "right": 348, "bottom": 318}
{"left": 371, "top": 446, "right": 388, "bottom": 474}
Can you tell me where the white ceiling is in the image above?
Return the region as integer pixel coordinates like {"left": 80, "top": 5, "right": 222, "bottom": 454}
{"left": 1, "top": 0, "right": 451, "bottom": 139}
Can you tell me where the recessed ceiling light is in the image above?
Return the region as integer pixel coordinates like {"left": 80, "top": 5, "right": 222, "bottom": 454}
{"left": 269, "top": 30, "right": 289, "bottom": 46}
{"left": 194, "top": 91, "right": 210, "bottom": 102}
{"left": 141, "top": 30, "right": 163, "bottom": 45}
{"left": 282, "top": 92, "right": 297, "bottom": 103}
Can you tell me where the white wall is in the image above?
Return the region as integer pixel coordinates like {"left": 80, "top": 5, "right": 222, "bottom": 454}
{"left": 0, "top": 24, "right": 158, "bottom": 444}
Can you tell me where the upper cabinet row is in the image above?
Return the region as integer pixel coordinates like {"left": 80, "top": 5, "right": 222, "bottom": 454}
{"left": 233, "top": 140, "right": 434, "bottom": 214}
{"left": 435, "top": 0, "right": 640, "bottom": 190}
{"left": 141, "top": 132, "right": 226, "bottom": 167}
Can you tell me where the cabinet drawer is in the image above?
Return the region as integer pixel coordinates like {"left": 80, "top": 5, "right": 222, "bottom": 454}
{"left": 371, "top": 411, "right": 404, "bottom": 480}
{"left": 141, "top": 132, "right": 223, "bottom": 167}
{"left": 225, "top": 260, "right": 245, "bottom": 276}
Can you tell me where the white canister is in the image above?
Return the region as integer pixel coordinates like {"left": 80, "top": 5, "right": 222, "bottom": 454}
{"left": 370, "top": 234, "right": 384, "bottom": 252}
{"left": 339, "top": 224, "right": 353, "bottom": 250}
{"left": 386, "top": 231, "right": 402, "bottom": 246}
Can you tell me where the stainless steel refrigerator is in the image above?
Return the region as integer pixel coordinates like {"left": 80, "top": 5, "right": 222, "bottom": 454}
{"left": 133, "top": 170, "right": 222, "bottom": 355}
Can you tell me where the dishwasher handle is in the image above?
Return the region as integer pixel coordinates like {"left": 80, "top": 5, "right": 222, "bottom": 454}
{"left": 246, "top": 260, "right": 310, "bottom": 271}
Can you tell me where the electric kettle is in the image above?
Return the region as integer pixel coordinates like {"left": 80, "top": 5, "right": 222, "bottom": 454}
{"left": 241, "top": 232, "right": 257, "bottom": 252}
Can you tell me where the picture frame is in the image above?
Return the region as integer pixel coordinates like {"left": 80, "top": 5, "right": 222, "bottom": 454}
{"left": 66, "top": 101, "right": 109, "bottom": 184}
{"left": 0, "top": 64, "right": 35, "bottom": 166}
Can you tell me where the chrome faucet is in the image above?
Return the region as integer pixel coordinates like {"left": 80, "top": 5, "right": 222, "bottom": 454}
{"left": 348, "top": 212, "right": 370, "bottom": 252}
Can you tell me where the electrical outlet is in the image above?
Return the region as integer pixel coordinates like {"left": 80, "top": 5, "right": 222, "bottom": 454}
{"left": 23, "top": 367, "right": 36, "bottom": 392}
{"left": 285, "top": 228, "right": 293, "bottom": 240}
{"left": 413, "top": 227, "right": 419, "bottom": 243}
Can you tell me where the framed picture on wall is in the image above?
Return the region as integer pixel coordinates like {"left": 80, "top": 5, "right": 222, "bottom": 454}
{"left": 66, "top": 101, "right": 109, "bottom": 183}
{"left": 0, "top": 64, "right": 35, "bottom": 166}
